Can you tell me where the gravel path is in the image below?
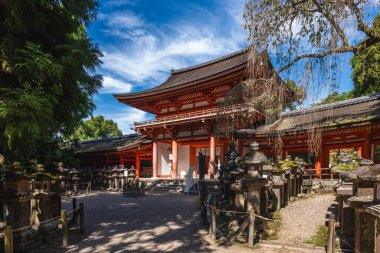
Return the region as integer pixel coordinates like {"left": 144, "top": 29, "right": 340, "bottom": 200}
{"left": 33, "top": 191, "right": 328, "bottom": 253}
{"left": 277, "top": 194, "right": 336, "bottom": 244}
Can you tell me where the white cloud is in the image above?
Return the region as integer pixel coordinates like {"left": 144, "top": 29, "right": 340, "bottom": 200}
{"left": 104, "top": 107, "right": 150, "bottom": 133}
{"left": 94, "top": 2, "right": 249, "bottom": 133}
{"left": 100, "top": 76, "right": 133, "bottom": 94}
{"left": 99, "top": 7, "right": 247, "bottom": 86}
{"left": 105, "top": 11, "right": 143, "bottom": 29}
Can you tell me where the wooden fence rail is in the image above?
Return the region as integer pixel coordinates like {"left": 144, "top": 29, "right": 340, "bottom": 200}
{"left": 327, "top": 214, "right": 336, "bottom": 253}
{"left": 209, "top": 206, "right": 257, "bottom": 245}
{"left": 2, "top": 199, "right": 84, "bottom": 253}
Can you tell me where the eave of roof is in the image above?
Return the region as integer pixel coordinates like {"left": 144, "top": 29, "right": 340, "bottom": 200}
{"left": 236, "top": 92, "right": 380, "bottom": 138}
{"left": 113, "top": 48, "right": 250, "bottom": 101}
{"left": 74, "top": 134, "right": 151, "bottom": 154}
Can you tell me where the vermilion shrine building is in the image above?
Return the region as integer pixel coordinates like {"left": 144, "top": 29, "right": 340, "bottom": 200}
{"left": 114, "top": 48, "right": 254, "bottom": 179}
{"left": 75, "top": 48, "right": 380, "bottom": 178}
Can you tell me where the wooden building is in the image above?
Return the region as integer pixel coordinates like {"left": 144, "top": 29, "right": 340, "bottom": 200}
{"left": 114, "top": 48, "right": 262, "bottom": 178}
{"left": 75, "top": 47, "right": 380, "bottom": 180}
{"left": 236, "top": 93, "right": 380, "bottom": 177}
{"left": 74, "top": 134, "right": 152, "bottom": 177}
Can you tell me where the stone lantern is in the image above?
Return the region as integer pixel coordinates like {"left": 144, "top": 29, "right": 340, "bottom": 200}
{"left": 56, "top": 162, "right": 69, "bottom": 194}
{"left": 240, "top": 142, "right": 269, "bottom": 216}
{"left": 118, "top": 165, "right": 127, "bottom": 191}
{"left": 31, "top": 164, "right": 59, "bottom": 238}
{"left": 69, "top": 168, "right": 81, "bottom": 194}
{"left": 2, "top": 161, "right": 40, "bottom": 251}
{"left": 229, "top": 150, "right": 245, "bottom": 211}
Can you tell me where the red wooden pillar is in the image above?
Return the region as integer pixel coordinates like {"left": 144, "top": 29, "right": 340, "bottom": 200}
{"left": 220, "top": 142, "right": 226, "bottom": 164}
{"left": 106, "top": 156, "right": 110, "bottom": 167}
{"left": 321, "top": 146, "right": 329, "bottom": 168}
{"left": 135, "top": 154, "right": 140, "bottom": 178}
{"left": 210, "top": 135, "right": 216, "bottom": 179}
{"left": 315, "top": 151, "right": 322, "bottom": 178}
{"left": 172, "top": 139, "right": 178, "bottom": 178}
{"left": 357, "top": 147, "right": 363, "bottom": 157}
{"left": 153, "top": 141, "right": 158, "bottom": 178}
{"left": 236, "top": 138, "right": 243, "bottom": 155}
{"left": 363, "top": 131, "right": 371, "bottom": 159}
{"left": 120, "top": 153, "right": 124, "bottom": 166}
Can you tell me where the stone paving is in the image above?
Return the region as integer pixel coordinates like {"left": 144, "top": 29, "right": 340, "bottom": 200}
{"left": 35, "top": 191, "right": 326, "bottom": 253}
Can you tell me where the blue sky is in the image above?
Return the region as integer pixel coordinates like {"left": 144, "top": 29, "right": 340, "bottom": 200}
{"left": 88, "top": 0, "right": 365, "bottom": 133}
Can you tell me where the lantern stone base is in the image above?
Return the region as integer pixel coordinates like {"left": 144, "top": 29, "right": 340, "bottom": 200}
{"left": 13, "top": 228, "right": 42, "bottom": 253}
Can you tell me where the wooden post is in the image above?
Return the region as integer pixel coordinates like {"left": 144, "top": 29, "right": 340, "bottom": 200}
{"left": 72, "top": 198, "right": 77, "bottom": 211}
{"left": 211, "top": 206, "right": 216, "bottom": 240}
{"left": 136, "top": 154, "right": 140, "bottom": 178}
{"left": 153, "top": 141, "right": 158, "bottom": 178}
{"left": 4, "top": 225, "right": 13, "bottom": 253}
{"left": 172, "top": 139, "right": 178, "bottom": 178}
{"left": 79, "top": 203, "right": 84, "bottom": 233}
{"left": 61, "top": 210, "right": 68, "bottom": 247}
{"left": 72, "top": 198, "right": 77, "bottom": 225}
{"left": 327, "top": 214, "right": 335, "bottom": 253}
{"left": 248, "top": 208, "right": 255, "bottom": 246}
{"left": 209, "top": 135, "right": 216, "bottom": 179}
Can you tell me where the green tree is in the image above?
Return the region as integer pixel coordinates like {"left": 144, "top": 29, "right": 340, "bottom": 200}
{"left": 71, "top": 116, "right": 122, "bottom": 141}
{"left": 0, "top": 0, "right": 102, "bottom": 162}
{"left": 317, "top": 15, "right": 380, "bottom": 105}
{"left": 314, "top": 91, "right": 354, "bottom": 106}
{"left": 351, "top": 15, "right": 380, "bottom": 96}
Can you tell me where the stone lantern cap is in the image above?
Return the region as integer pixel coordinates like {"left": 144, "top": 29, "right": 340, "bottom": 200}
{"left": 349, "top": 164, "right": 380, "bottom": 181}
{"left": 243, "top": 142, "right": 267, "bottom": 164}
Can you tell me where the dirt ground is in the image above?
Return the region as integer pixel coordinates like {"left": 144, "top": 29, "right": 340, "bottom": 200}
{"left": 33, "top": 191, "right": 327, "bottom": 253}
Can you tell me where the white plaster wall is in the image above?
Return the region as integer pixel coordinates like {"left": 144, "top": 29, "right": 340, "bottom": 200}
{"left": 193, "top": 129, "right": 208, "bottom": 135}
{"left": 177, "top": 131, "right": 191, "bottom": 137}
{"left": 158, "top": 143, "right": 171, "bottom": 176}
{"left": 178, "top": 145, "right": 190, "bottom": 176}
{"left": 181, "top": 103, "right": 193, "bottom": 110}
{"left": 195, "top": 101, "right": 208, "bottom": 107}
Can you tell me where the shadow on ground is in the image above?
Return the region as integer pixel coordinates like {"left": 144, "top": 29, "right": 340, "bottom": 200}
{"left": 34, "top": 191, "right": 234, "bottom": 253}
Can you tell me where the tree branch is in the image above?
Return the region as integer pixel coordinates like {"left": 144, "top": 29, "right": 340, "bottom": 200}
{"left": 278, "top": 45, "right": 357, "bottom": 72}
{"left": 311, "top": 0, "right": 349, "bottom": 46}
{"left": 346, "top": 0, "right": 380, "bottom": 40}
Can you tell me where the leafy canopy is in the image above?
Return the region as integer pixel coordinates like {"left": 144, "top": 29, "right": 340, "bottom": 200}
{"left": 351, "top": 15, "right": 380, "bottom": 96}
{"left": 0, "top": 0, "right": 102, "bottom": 162}
{"left": 71, "top": 115, "right": 122, "bottom": 141}
{"left": 317, "top": 15, "right": 380, "bottom": 105}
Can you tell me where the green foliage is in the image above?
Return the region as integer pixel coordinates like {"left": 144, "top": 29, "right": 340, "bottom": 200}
{"left": 314, "top": 91, "right": 354, "bottom": 106}
{"left": 70, "top": 115, "right": 122, "bottom": 141}
{"left": 284, "top": 80, "right": 305, "bottom": 110}
{"left": 266, "top": 211, "right": 282, "bottom": 240}
{"left": 316, "top": 15, "right": 380, "bottom": 106}
{"left": 304, "top": 225, "right": 328, "bottom": 247}
{"left": 0, "top": 0, "right": 102, "bottom": 162}
{"left": 351, "top": 15, "right": 380, "bottom": 96}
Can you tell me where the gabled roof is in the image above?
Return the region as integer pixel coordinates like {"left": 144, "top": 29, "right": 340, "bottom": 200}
{"left": 74, "top": 134, "right": 151, "bottom": 154}
{"left": 114, "top": 48, "right": 250, "bottom": 100}
{"left": 237, "top": 93, "right": 380, "bottom": 137}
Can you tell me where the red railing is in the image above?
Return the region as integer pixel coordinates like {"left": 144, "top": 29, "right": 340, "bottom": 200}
{"left": 134, "top": 104, "right": 253, "bottom": 128}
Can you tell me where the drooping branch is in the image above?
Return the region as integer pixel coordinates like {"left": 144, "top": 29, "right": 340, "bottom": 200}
{"left": 278, "top": 46, "right": 356, "bottom": 72}
{"left": 346, "top": 0, "right": 380, "bottom": 40}
{"left": 311, "top": 0, "right": 349, "bottom": 46}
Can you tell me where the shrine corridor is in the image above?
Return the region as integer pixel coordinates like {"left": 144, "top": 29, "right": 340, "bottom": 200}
{"left": 34, "top": 191, "right": 326, "bottom": 253}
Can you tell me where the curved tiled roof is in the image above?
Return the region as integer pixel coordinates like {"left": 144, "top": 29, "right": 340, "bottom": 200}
{"left": 237, "top": 93, "right": 380, "bottom": 137}
{"left": 114, "top": 48, "right": 250, "bottom": 99}
{"left": 74, "top": 134, "right": 151, "bottom": 154}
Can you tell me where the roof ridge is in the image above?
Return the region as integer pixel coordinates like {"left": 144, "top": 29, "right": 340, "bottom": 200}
{"left": 171, "top": 48, "right": 249, "bottom": 74}
{"left": 282, "top": 92, "right": 380, "bottom": 117}
{"left": 79, "top": 133, "right": 139, "bottom": 144}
